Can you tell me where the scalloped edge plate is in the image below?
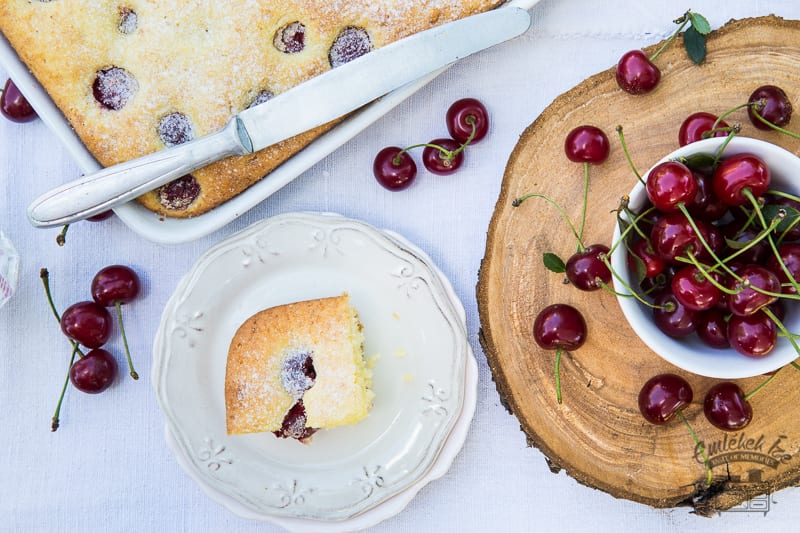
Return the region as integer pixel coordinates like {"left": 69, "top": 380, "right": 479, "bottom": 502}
{"left": 152, "top": 212, "right": 476, "bottom": 523}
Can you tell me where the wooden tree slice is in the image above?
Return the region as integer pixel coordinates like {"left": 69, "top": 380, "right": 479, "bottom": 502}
{"left": 477, "top": 16, "right": 800, "bottom": 515}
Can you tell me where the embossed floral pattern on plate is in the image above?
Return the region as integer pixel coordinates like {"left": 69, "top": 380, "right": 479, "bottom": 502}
{"left": 153, "top": 212, "right": 470, "bottom": 521}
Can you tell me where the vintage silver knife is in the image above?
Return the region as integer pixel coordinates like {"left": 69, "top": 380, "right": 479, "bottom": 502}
{"left": 27, "top": 7, "right": 531, "bottom": 227}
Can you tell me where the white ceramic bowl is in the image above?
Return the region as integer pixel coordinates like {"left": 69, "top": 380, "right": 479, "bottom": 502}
{"left": 611, "top": 136, "right": 800, "bottom": 379}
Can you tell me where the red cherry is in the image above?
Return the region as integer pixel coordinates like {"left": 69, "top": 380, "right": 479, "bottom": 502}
{"left": 645, "top": 161, "right": 698, "bottom": 212}
{"left": 696, "top": 309, "right": 730, "bottom": 349}
{"left": 628, "top": 239, "right": 666, "bottom": 279}
{"left": 87, "top": 210, "right": 114, "bottom": 222}
{"left": 678, "top": 112, "right": 730, "bottom": 147}
{"left": 686, "top": 170, "right": 728, "bottom": 222}
{"left": 615, "top": 50, "right": 661, "bottom": 95}
{"left": 564, "top": 125, "right": 610, "bottom": 164}
{"left": 1, "top": 78, "right": 37, "bottom": 123}
{"left": 712, "top": 153, "right": 771, "bottom": 206}
{"left": 69, "top": 349, "right": 118, "bottom": 394}
{"left": 649, "top": 212, "right": 712, "bottom": 263}
{"left": 533, "top": 304, "right": 587, "bottom": 351}
{"left": 766, "top": 243, "right": 800, "bottom": 294}
{"left": 422, "top": 138, "right": 464, "bottom": 175}
{"left": 670, "top": 266, "right": 721, "bottom": 311}
{"left": 565, "top": 244, "right": 612, "bottom": 291}
{"left": 638, "top": 373, "right": 693, "bottom": 425}
{"left": 727, "top": 313, "right": 776, "bottom": 358}
{"left": 446, "top": 98, "right": 489, "bottom": 145}
{"left": 91, "top": 265, "right": 141, "bottom": 306}
{"left": 652, "top": 290, "right": 698, "bottom": 337}
{"left": 703, "top": 382, "right": 752, "bottom": 431}
{"left": 726, "top": 265, "right": 780, "bottom": 316}
{"left": 373, "top": 147, "right": 417, "bottom": 191}
{"left": 747, "top": 85, "right": 793, "bottom": 130}
{"left": 60, "top": 301, "right": 113, "bottom": 348}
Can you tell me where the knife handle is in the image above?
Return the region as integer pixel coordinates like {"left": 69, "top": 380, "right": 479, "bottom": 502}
{"left": 27, "top": 118, "right": 249, "bottom": 227}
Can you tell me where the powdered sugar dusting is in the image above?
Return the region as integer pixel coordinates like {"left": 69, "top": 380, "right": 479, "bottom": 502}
{"left": 158, "top": 112, "right": 194, "bottom": 147}
{"left": 273, "top": 22, "right": 306, "bottom": 54}
{"left": 158, "top": 174, "right": 200, "bottom": 210}
{"left": 280, "top": 349, "right": 315, "bottom": 400}
{"left": 328, "top": 26, "right": 372, "bottom": 68}
{"left": 118, "top": 7, "right": 138, "bottom": 34}
{"left": 92, "top": 67, "right": 137, "bottom": 110}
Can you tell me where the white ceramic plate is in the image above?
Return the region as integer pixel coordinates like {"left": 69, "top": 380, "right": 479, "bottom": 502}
{"left": 152, "top": 212, "right": 473, "bottom": 521}
{"left": 164, "top": 352, "right": 478, "bottom": 532}
{"left": 0, "top": 0, "right": 540, "bottom": 244}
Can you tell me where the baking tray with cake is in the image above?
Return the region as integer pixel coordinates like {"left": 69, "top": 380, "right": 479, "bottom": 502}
{"left": 0, "top": 0, "right": 540, "bottom": 244}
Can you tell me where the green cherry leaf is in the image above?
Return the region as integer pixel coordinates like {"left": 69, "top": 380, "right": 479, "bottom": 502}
{"left": 763, "top": 203, "right": 800, "bottom": 234}
{"left": 543, "top": 252, "right": 567, "bottom": 273}
{"left": 689, "top": 12, "right": 712, "bottom": 35}
{"left": 684, "top": 26, "right": 707, "bottom": 64}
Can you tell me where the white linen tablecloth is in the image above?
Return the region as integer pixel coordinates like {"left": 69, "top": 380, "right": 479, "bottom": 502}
{"left": 3, "top": 1, "right": 800, "bottom": 531}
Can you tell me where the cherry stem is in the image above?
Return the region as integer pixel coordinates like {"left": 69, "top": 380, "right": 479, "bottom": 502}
{"left": 713, "top": 102, "right": 752, "bottom": 129}
{"left": 512, "top": 193, "right": 585, "bottom": 251}
{"left": 578, "top": 162, "right": 590, "bottom": 247}
{"left": 751, "top": 103, "right": 800, "bottom": 140}
{"left": 677, "top": 409, "right": 713, "bottom": 486}
{"left": 616, "top": 125, "right": 643, "bottom": 185}
{"left": 555, "top": 346, "right": 563, "bottom": 404}
{"left": 711, "top": 129, "right": 738, "bottom": 167}
{"left": 115, "top": 301, "right": 138, "bottom": 380}
{"left": 39, "top": 268, "right": 85, "bottom": 358}
{"left": 792, "top": 361, "right": 800, "bottom": 372}
{"left": 744, "top": 362, "right": 783, "bottom": 402}
{"left": 763, "top": 306, "right": 800, "bottom": 363}
{"left": 51, "top": 343, "right": 79, "bottom": 432}
{"left": 649, "top": 12, "right": 691, "bottom": 62}
{"left": 676, "top": 204, "right": 739, "bottom": 280}
{"left": 56, "top": 224, "right": 69, "bottom": 247}
{"left": 599, "top": 254, "right": 660, "bottom": 308}
{"left": 745, "top": 191, "right": 800, "bottom": 296}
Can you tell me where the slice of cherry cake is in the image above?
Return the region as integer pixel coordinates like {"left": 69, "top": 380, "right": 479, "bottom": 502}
{"left": 224, "top": 294, "right": 372, "bottom": 443}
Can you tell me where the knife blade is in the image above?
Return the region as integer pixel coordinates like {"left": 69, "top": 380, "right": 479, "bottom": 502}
{"left": 27, "top": 6, "right": 531, "bottom": 227}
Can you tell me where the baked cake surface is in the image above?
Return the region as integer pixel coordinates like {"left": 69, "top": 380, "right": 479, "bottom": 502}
{"left": 224, "top": 293, "right": 372, "bottom": 440}
{"left": 0, "top": 0, "right": 503, "bottom": 218}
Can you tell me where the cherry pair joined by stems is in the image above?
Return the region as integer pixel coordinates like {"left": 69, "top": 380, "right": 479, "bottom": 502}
{"left": 373, "top": 98, "right": 488, "bottom": 191}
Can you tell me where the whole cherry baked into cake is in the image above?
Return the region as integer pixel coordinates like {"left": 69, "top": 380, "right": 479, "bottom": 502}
{"left": 0, "top": 0, "right": 503, "bottom": 218}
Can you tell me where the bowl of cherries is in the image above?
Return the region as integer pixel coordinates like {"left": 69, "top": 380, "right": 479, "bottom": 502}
{"left": 611, "top": 136, "right": 800, "bottom": 379}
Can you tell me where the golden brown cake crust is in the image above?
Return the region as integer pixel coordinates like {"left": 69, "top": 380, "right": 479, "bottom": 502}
{"left": 0, "top": 0, "right": 503, "bottom": 217}
{"left": 224, "top": 293, "right": 371, "bottom": 436}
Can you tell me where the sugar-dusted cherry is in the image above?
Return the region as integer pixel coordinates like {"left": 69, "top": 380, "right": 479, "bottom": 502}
{"left": 69, "top": 348, "right": 118, "bottom": 394}
{"left": 565, "top": 244, "right": 612, "bottom": 291}
{"left": 703, "top": 381, "right": 753, "bottom": 431}
{"left": 372, "top": 147, "right": 417, "bottom": 191}
{"left": 422, "top": 138, "right": 464, "bottom": 175}
{"left": 712, "top": 153, "right": 771, "bottom": 207}
{"left": 638, "top": 373, "right": 693, "bottom": 425}
{"left": 748, "top": 85, "right": 793, "bottom": 130}
{"left": 534, "top": 304, "right": 587, "bottom": 404}
{"left": 727, "top": 312, "right": 776, "bottom": 358}
{"left": 678, "top": 112, "right": 730, "bottom": 147}
{"left": 646, "top": 160, "right": 698, "bottom": 212}
{"left": 616, "top": 50, "right": 661, "bottom": 95}
{"left": 1, "top": 78, "right": 37, "bottom": 123}
{"left": 60, "top": 301, "right": 112, "bottom": 348}
{"left": 564, "top": 125, "right": 610, "bottom": 164}
{"left": 446, "top": 98, "right": 489, "bottom": 145}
